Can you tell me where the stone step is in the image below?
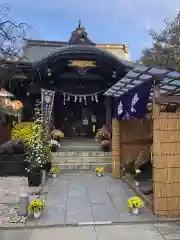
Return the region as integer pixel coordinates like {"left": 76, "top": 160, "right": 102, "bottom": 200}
{"left": 52, "top": 152, "right": 111, "bottom": 157}
{"left": 59, "top": 138, "right": 102, "bottom": 152}
{"left": 51, "top": 151, "right": 112, "bottom": 170}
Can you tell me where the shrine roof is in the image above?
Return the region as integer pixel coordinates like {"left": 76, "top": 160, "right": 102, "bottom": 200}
{"left": 104, "top": 65, "right": 180, "bottom": 99}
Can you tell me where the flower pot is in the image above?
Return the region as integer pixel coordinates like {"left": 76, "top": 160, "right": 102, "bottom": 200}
{"left": 53, "top": 173, "right": 57, "bottom": 178}
{"left": 51, "top": 145, "right": 57, "bottom": 152}
{"left": 132, "top": 208, "right": 140, "bottom": 215}
{"left": 101, "top": 144, "right": 110, "bottom": 152}
{"left": 34, "top": 211, "right": 41, "bottom": 219}
{"left": 97, "top": 172, "right": 102, "bottom": 177}
{"left": 28, "top": 171, "right": 42, "bottom": 186}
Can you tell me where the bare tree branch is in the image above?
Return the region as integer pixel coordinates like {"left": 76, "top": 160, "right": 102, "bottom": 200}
{"left": 0, "top": 3, "right": 34, "bottom": 87}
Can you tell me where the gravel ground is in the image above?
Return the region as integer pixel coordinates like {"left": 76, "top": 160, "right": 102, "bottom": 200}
{"left": 0, "top": 176, "right": 51, "bottom": 227}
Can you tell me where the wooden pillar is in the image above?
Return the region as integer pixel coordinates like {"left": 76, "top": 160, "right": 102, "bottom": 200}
{"left": 105, "top": 96, "right": 111, "bottom": 128}
{"left": 112, "top": 118, "right": 121, "bottom": 178}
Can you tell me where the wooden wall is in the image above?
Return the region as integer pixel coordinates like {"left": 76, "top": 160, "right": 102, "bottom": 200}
{"left": 120, "top": 118, "right": 152, "bottom": 165}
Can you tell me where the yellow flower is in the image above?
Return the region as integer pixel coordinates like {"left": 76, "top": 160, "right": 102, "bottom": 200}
{"left": 50, "top": 167, "right": 59, "bottom": 174}
{"left": 99, "top": 168, "right": 104, "bottom": 173}
{"left": 128, "top": 197, "right": 143, "bottom": 209}
{"left": 11, "top": 122, "right": 42, "bottom": 147}
{"left": 95, "top": 167, "right": 104, "bottom": 173}
{"left": 28, "top": 199, "right": 45, "bottom": 213}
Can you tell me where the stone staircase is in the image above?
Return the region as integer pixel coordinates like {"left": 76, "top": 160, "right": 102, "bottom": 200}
{"left": 51, "top": 138, "right": 112, "bottom": 170}
{"left": 58, "top": 138, "right": 101, "bottom": 151}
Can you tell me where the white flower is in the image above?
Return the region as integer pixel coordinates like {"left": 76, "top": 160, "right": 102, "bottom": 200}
{"left": 50, "top": 140, "right": 60, "bottom": 146}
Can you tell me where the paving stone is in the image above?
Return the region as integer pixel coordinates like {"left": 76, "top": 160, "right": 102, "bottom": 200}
{"left": 33, "top": 172, "right": 156, "bottom": 226}
{"left": 66, "top": 213, "right": 93, "bottom": 224}
{"left": 154, "top": 223, "right": 180, "bottom": 240}
{"left": 0, "top": 229, "right": 31, "bottom": 240}
{"left": 95, "top": 224, "right": 164, "bottom": 240}
{"left": 30, "top": 227, "right": 97, "bottom": 240}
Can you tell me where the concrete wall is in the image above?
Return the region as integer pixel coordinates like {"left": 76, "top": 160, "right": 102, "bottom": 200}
{"left": 22, "top": 45, "right": 62, "bottom": 62}
{"left": 97, "top": 44, "right": 130, "bottom": 61}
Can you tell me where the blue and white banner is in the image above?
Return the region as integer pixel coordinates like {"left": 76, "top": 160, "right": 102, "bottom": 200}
{"left": 41, "top": 89, "right": 55, "bottom": 126}
{"left": 115, "top": 79, "right": 153, "bottom": 120}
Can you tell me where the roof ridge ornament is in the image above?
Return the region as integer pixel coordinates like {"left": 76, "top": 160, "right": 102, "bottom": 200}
{"left": 68, "top": 21, "right": 95, "bottom": 46}
{"left": 78, "top": 20, "right": 81, "bottom": 29}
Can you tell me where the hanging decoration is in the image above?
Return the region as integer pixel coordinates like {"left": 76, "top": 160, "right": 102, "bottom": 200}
{"left": 41, "top": 89, "right": 55, "bottom": 127}
{"left": 115, "top": 79, "right": 153, "bottom": 120}
{"left": 55, "top": 88, "right": 106, "bottom": 105}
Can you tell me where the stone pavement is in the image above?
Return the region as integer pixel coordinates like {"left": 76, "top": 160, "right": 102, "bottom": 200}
{"left": 37, "top": 171, "right": 156, "bottom": 226}
{"left": 1, "top": 223, "right": 180, "bottom": 240}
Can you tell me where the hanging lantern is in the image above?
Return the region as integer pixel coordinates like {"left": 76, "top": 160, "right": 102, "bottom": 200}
{"left": 12, "top": 100, "right": 23, "bottom": 111}
{"left": 91, "top": 95, "right": 94, "bottom": 101}
{"left": 74, "top": 96, "right": 77, "bottom": 102}
{"left": 95, "top": 94, "right": 98, "bottom": 103}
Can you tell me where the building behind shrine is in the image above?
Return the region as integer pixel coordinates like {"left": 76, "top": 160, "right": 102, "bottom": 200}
{"left": 21, "top": 38, "right": 130, "bottom": 63}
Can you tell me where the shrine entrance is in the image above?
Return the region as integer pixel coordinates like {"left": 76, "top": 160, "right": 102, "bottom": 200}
{"left": 54, "top": 94, "right": 106, "bottom": 138}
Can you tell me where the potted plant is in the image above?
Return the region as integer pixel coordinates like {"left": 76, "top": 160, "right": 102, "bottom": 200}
{"left": 128, "top": 197, "right": 144, "bottom": 215}
{"left": 51, "top": 129, "right": 64, "bottom": 142}
{"left": 50, "top": 139, "right": 60, "bottom": 152}
{"left": 95, "top": 167, "right": 104, "bottom": 177}
{"left": 26, "top": 166, "right": 42, "bottom": 186}
{"left": 95, "top": 126, "right": 111, "bottom": 152}
{"left": 50, "top": 167, "right": 59, "bottom": 178}
{"left": 28, "top": 199, "right": 45, "bottom": 219}
{"left": 25, "top": 106, "right": 46, "bottom": 186}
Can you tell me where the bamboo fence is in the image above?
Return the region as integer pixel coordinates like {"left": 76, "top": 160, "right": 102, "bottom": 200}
{"left": 153, "top": 112, "right": 180, "bottom": 216}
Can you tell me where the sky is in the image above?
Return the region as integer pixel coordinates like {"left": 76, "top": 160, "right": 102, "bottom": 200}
{"left": 1, "top": 0, "right": 179, "bottom": 61}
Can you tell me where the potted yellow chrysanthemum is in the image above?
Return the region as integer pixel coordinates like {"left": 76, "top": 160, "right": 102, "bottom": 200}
{"left": 28, "top": 199, "right": 45, "bottom": 219}
{"left": 50, "top": 167, "right": 59, "bottom": 178}
{"left": 95, "top": 167, "right": 104, "bottom": 177}
{"left": 128, "top": 197, "right": 144, "bottom": 215}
